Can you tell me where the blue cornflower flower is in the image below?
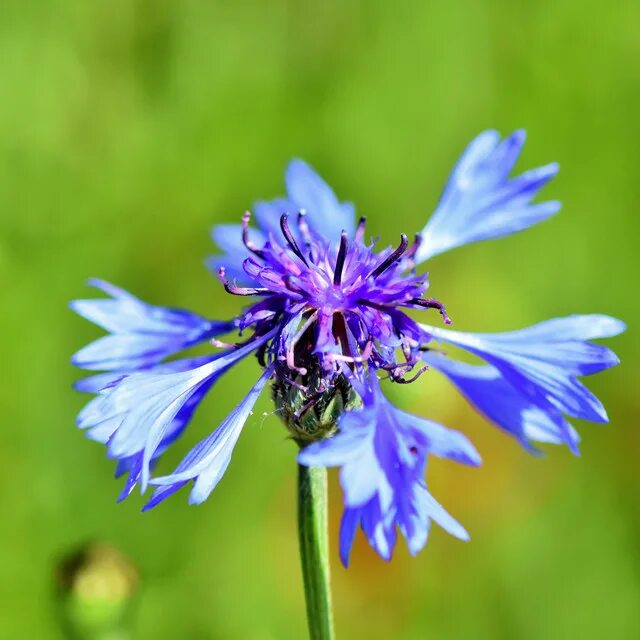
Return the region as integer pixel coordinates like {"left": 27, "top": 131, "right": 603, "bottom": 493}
{"left": 71, "top": 129, "right": 624, "bottom": 565}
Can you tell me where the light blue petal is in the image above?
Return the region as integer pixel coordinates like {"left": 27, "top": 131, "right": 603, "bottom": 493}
{"left": 142, "top": 480, "right": 188, "bottom": 510}
{"left": 72, "top": 279, "right": 219, "bottom": 336}
{"left": 400, "top": 410, "right": 482, "bottom": 466}
{"left": 77, "top": 332, "right": 274, "bottom": 495}
{"left": 71, "top": 280, "right": 231, "bottom": 371}
{"left": 415, "top": 130, "right": 560, "bottom": 262}
{"left": 210, "top": 224, "right": 266, "bottom": 256}
{"left": 487, "top": 314, "right": 626, "bottom": 343}
{"left": 85, "top": 417, "right": 122, "bottom": 443}
{"left": 297, "top": 411, "right": 371, "bottom": 467}
{"left": 305, "top": 374, "right": 476, "bottom": 561}
{"left": 422, "top": 486, "right": 469, "bottom": 541}
{"left": 137, "top": 340, "right": 273, "bottom": 490}
{"left": 148, "top": 365, "right": 274, "bottom": 505}
{"left": 116, "top": 378, "right": 214, "bottom": 501}
{"left": 74, "top": 356, "right": 216, "bottom": 394}
{"left": 521, "top": 408, "right": 580, "bottom": 445}
{"left": 72, "top": 334, "right": 181, "bottom": 371}
{"left": 208, "top": 224, "right": 267, "bottom": 285}
{"left": 360, "top": 498, "right": 396, "bottom": 562}
{"left": 424, "top": 352, "right": 580, "bottom": 452}
{"left": 253, "top": 198, "right": 296, "bottom": 238}
{"left": 339, "top": 509, "right": 360, "bottom": 567}
{"left": 423, "top": 317, "right": 623, "bottom": 427}
{"left": 340, "top": 448, "right": 387, "bottom": 509}
{"left": 395, "top": 480, "right": 429, "bottom": 556}
{"left": 75, "top": 371, "right": 127, "bottom": 394}
{"left": 285, "top": 159, "right": 355, "bottom": 239}
{"left": 70, "top": 279, "right": 141, "bottom": 333}
{"left": 104, "top": 370, "right": 211, "bottom": 462}
{"left": 205, "top": 254, "right": 253, "bottom": 286}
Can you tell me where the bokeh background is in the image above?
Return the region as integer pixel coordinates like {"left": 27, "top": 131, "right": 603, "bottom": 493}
{"left": 1, "top": 1, "right": 638, "bottom": 638}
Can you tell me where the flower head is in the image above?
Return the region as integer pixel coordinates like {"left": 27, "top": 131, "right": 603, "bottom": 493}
{"left": 71, "top": 130, "right": 624, "bottom": 564}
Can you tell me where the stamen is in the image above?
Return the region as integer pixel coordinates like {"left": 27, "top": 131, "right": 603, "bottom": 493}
{"left": 211, "top": 338, "right": 236, "bottom": 349}
{"left": 280, "top": 214, "right": 309, "bottom": 266}
{"left": 217, "top": 267, "right": 273, "bottom": 297}
{"left": 333, "top": 231, "right": 349, "bottom": 285}
{"left": 404, "top": 233, "right": 423, "bottom": 261}
{"left": 368, "top": 234, "right": 408, "bottom": 278}
{"left": 285, "top": 311, "right": 318, "bottom": 373}
{"left": 410, "top": 297, "right": 452, "bottom": 324}
{"left": 297, "top": 210, "right": 312, "bottom": 244}
{"left": 354, "top": 216, "right": 367, "bottom": 243}
{"left": 241, "top": 211, "right": 266, "bottom": 259}
{"left": 275, "top": 362, "right": 310, "bottom": 392}
{"left": 393, "top": 365, "right": 429, "bottom": 384}
{"left": 292, "top": 396, "right": 317, "bottom": 421}
{"left": 283, "top": 275, "right": 305, "bottom": 295}
{"left": 381, "top": 361, "right": 413, "bottom": 373}
{"left": 297, "top": 210, "right": 320, "bottom": 263}
{"left": 223, "top": 283, "right": 273, "bottom": 296}
{"left": 326, "top": 340, "right": 373, "bottom": 364}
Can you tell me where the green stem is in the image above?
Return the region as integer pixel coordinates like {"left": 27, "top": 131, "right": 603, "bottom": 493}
{"left": 297, "top": 464, "right": 335, "bottom": 640}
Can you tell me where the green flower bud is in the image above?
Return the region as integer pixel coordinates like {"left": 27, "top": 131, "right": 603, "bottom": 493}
{"left": 273, "top": 369, "right": 361, "bottom": 446}
{"left": 55, "top": 542, "right": 139, "bottom": 640}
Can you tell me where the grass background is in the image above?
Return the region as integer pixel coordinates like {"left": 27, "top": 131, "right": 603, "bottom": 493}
{"left": 0, "top": 1, "right": 638, "bottom": 638}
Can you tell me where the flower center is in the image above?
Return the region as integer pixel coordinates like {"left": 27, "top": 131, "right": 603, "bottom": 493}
{"left": 218, "top": 211, "right": 452, "bottom": 391}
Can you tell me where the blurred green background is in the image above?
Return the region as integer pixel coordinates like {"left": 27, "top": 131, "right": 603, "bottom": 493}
{"left": 1, "top": 1, "right": 638, "bottom": 638}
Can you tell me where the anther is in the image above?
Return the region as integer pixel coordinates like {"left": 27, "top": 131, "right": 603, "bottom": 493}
{"left": 354, "top": 216, "right": 367, "bottom": 243}
{"left": 297, "top": 210, "right": 312, "bottom": 245}
{"left": 327, "top": 340, "right": 373, "bottom": 364}
{"left": 393, "top": 365, "right": 429, "bottom": 384}
{"left": 211, "top": 338, "right": 236, "bottom": 348}
{"left": 242, "top": 211, "right": 266, "bottom": 258}
{"left": 404, "top": 233, "right": 423, "bottom": 261}
{"left": 368, "top": 234, "right": 408, "bottom": 278}
{"left": 217, "top": 267, "right": 273, "bottom": 297}
{"left": 410, "top": 297, "right": 452, "bottom": 324}
{"left": 333, "top": 231, "right": 349, "bottom": 285}
{"left": 280, "top": 214, "right": 309, "bottom": 266}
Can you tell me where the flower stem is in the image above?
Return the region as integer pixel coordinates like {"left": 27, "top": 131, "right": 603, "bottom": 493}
{"left": 297, "top": 464, "right": 335, "bottom": 640}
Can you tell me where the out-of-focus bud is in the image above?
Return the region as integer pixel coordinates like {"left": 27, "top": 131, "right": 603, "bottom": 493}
{"left": 55, "top": 542, "right": 139, "bottom": 640}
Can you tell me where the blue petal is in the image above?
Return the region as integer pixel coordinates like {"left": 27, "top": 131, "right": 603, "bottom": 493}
{"left": 75, "top": 355, "right": 217, "bottom": 395}
{"left": 211, "top": 224, "right": 266, "bottom": 262}
{"left": 359, "top": 497, "right": 396, "bottom": 561}
{"left": 299, "top": 375, "right": 478, "bottom": 560}
{"left": 72, "top": 334, "right": 187, "bottom": 371}
{"left": 208, "top": 222, "right": 270, "bottom": 285}
{"left": 339, "top": 509, "right": 360, "bottom": 567}
{"left": 76, "top": 332, "right": 274, "bottom": 495}
{"left": 71, "top": 280, "right": 232, "bottom": 371}
{"left": 205, "top": 255, "right": 252, "bottom": 286}
{"left": 423, "top": 352, "right": 580, "bottom": 452}
{"left": 495, "top": 314, "right": 625, "bottom": 342}
{"left": 285, "top": 160, "right": 356, "bottom": 239}
{"left": 297, "top": 417, "right": 371, "bottom": 467}
{"left": 115, "top": 375, "right": 215, "bottom": 501}
{"left": 422, "top": 315, "right": 623, "bottom": 426}
{"left": 146, "top": 364, "right": 274, "bottom": 508}
{"left": 300, "top": 403, "right": 387, "bottom": 509}
{"left": 415, "top": 130, "right": 560, "bottom": 262}
{"left": 211, "top": 224, "right": 260, "bottom": 253}
{"left": 253, "top": 198, "right": 297, "bottom": 238}
{"left": 417, "top": 484, "right": 469, "bottom": 542}
{"left": 75, "top": 371, "right": 127, "bottom": 394}
{"left": 399, "top": 411, "right": 482, "bottom": 466}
